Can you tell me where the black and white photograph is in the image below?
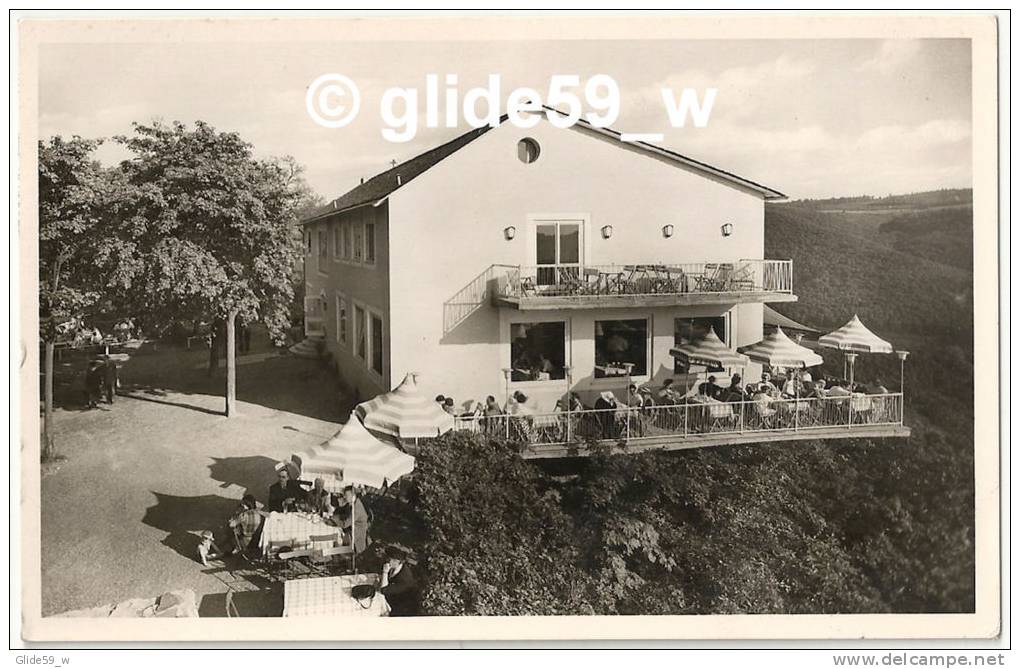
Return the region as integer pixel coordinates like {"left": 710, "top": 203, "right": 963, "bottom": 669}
{"left": 13, "top": 11, "right": 1002, "bottom": 644}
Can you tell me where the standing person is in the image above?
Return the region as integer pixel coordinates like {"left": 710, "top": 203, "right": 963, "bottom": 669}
{"left": 379, "top": 545, "right": 419, "bottom": 617}
{"left": 336, "top": 486, "right": 371, "bottom": 554}
{"left": 84, "top": 358, "right": 105, "bottom": 408}
{"left": 101, "top": 354, "right": 118, "bottom": 404}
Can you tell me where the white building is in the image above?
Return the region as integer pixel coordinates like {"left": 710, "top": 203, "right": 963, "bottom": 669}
{"left": 300, "top": 113, "right": 797, "bottom": 416}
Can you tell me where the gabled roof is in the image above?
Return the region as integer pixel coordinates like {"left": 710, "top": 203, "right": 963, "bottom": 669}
{"left": 304, "top": 109, "right": 785, "bottom": 224}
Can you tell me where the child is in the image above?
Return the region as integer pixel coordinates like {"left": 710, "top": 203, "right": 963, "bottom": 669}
{"left": 197, "top": 530, "right": 225, "bottom": 567}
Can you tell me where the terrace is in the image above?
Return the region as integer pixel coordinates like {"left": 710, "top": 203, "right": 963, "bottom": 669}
{"left": 491, "top": 259, "right": 796, "bottom": 310}
{"left": 454, "top": 393, "right": 909, "bottom": 459}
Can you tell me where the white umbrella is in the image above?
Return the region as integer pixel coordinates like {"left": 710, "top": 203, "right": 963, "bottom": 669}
{"left": 818, "top": 315, "right": 895, "bottom": 391}
{"left": 669, "top": 327, "right": 749, "bottom": 369}
{"left": 739, "top": 327, "right": 824, "bottom": 369}
{"left": 357, "top": 372, "right": 455, "bottom": 439}
{"left": 292, "top": 417, "right": 415, "bottom": 490}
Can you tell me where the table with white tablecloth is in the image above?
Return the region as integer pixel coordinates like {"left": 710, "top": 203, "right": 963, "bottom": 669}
{"left": 283, "top": 574, "right": 390, "bottom": 618}
{"left": 258, "top": 512, "right": 341, "bottom": 556}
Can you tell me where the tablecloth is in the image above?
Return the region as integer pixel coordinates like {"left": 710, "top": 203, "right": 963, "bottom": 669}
{"left": 283, "top": 574, "right": 390, "bottom": 617}
{"left": 259, "top": 512, "right": 340, "bottom": 555}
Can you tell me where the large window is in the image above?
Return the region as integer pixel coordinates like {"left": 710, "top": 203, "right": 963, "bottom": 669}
{"left": 317, "top": 228, "right": 328, "bottom": 272}
{"left": 370, "top": 313, "right": 384, "bottom": 375}
{"left": 364, "top": 221, "right": 376, "bottom": 264}
{"left": 332, "top": 224, "right": 343, "bottom": 260}
{"left": 510, "top": 321, "right": 566, "bottom": 382}
{"left": 336, "top": 294, "right": 347, "bottom": 344}
{"left": 535, "top": 221, "right": 580, "bottom": 286}
{"left": 304, "top": 230, "right": 312, "bottom": 256}
{"left": 674, "top": 316, "right": 728, "bottom": 373}
{"left": 595, "top": 319, "right": 648, "bottom": 378}
{"left": 355, "top": 305, "right": 367, "bottom": 360}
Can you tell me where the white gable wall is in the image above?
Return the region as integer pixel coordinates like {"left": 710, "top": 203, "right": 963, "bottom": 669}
{"left": 386, "top": 119, "right": 768, "bottom": 409}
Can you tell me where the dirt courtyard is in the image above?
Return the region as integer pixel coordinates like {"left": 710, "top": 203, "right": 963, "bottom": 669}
{"left": 40, "top": 338, "right": 348, "bottom": 616}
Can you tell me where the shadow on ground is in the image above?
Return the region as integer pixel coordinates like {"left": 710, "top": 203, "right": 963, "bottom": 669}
{"left": 207, "top": 455, "right": 281, "bottom": 501}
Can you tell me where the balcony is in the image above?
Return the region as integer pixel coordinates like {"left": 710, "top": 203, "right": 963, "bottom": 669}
{"left": 453, "top": 393, "right": 909, "bottom": 459}
{"left": 491, "top": 259, "right": 796, "bottom": 310}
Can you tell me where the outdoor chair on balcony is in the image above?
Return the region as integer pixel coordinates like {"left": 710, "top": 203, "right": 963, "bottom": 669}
{"left": 749, "top": 398, "right": 776, "bottom": 430}
{"left": 850, "top": 394, "right": 874, "bottom": 425}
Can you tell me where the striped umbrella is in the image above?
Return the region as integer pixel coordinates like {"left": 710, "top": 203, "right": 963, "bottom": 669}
{"left": 357, "top": 372, "right": 455, "bottom": 439}
{"left": 291, "top": 417, "right": 415, "bottom": 490}
{"left": 818, "top": 314, "right": 893, "bottom": 353}
{"left": 669, "top": 327, "right": 748, "bottom": 369}
{"left": 739, "top": 326, "right": 824, "bottom": 369}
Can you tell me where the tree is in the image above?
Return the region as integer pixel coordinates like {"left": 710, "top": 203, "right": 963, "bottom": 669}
{"left": 114, "top": 121, "right": 309, "bottom": 415}
{"left": 38, "top": 136, "right": 131, "bottom": 458}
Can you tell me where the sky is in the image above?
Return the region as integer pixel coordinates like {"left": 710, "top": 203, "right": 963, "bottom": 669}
{"left": 38, "top": 37, "right": 972, "bottom": 200}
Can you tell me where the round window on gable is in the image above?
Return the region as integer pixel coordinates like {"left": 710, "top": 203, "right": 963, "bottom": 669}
{"left": 517, "top": 138, "right": 541, "bottom": 164}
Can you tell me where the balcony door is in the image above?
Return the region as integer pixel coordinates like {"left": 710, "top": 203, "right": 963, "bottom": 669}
{"left": 535, "top": 220, "right": 583, "bottom": 287}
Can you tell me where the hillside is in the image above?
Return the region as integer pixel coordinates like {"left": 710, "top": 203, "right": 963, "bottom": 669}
{"left": 764, "top": 202, "right": 972, "bottom": 338}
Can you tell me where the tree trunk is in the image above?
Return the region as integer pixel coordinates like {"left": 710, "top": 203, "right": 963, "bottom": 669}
{"left": 43, "top": 340, "right": 55, "bottom": 460}
{"left": 225, "top": 309, "right": 238, "bottom": 417}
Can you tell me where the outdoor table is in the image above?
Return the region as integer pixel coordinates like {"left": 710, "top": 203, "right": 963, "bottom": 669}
{"left": 283, "top": 574, "right": 390, "bottom": 618}
{"left": 259, "top": 512, "right": 340, "bottom": 556}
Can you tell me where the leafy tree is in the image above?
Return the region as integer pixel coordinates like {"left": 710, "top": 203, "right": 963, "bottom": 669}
{"left": 38, "top": 136, "right": 131, "bottom": 457}
{"left": 113, "top": 121, "right": 310, "bottom": 414}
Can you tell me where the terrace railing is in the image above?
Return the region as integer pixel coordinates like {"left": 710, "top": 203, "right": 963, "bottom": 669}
{"left": 494, "top": 259, "right": 793, "bottom": 300}
{"left": 453, "top": 392, "right": 903, "bottom": 451}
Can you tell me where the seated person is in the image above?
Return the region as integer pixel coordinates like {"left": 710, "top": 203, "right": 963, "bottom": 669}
{"left": 307, "top": 478, "right": 335, "bottom": 517}
{"left": 483, "top": 395, "right": 503, "bottom": 417}
{"left": 807, "top": 380, "right": 829, "bottom": 399}
{"left": 782, "top": 376, "right": 802, "bottom": 398}
{"left": 379, "top": 545, "right": 419, "bottom": 617}
{"left": 434, "top": 394, "right": 446, "bottom": 408}
{"left": 442, "top": 397, "right": 459, "bottom": 416}
{"left": 196, "top": 530, "right": 225, "bottom": 567}
{"left": 228, "top": 494, "right": 265, "bottom": 555}
{"left": 722, "top": 374, "right": 746, "bottom": 403}
{"left": 657, "top": 378, "right": 682, "bottom": 404}
{"left": 866, "top": 379, "right": 890, "bottom": 394}
{"left": 268, "top": 465, "right": 306, "bottom": 513}
{"left": 627, "top": 384, "right": 645, "bottom": 408}
{"left": 759, "top": 372, "right": 780, "bottom": 397}
{"left": 827, "top": 380, "right": 852, "bottom": 397}
{"left": 335, "top": 486, "right": 371, "bottom": 554}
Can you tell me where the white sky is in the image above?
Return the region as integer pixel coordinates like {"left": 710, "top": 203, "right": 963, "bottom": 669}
{"left": 38, "top": 38, "right": 972, "bottom": 200}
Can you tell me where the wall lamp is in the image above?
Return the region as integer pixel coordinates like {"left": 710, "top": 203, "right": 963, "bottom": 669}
{"left": 721, "top": 222, "right": 734, "bottom": 237}
{"left": 662, "top": 224, "right": 675, "bottom": 238}
{"left": 601, "top": 224, "right": 614, "bottom": 239}
{"left": 504, "top": 226, "right": 516, "bottom": 240}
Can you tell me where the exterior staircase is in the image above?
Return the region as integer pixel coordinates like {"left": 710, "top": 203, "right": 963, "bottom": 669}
{"left": 288, "top": 335, "right": 324, "bottom": 359}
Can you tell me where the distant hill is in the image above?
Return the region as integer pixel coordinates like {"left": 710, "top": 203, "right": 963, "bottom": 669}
{"left": 764, "top": 198, "right": 973, "bottom": 338}
{"left": 787, "top": 188, "right": 972, "bottom": 211}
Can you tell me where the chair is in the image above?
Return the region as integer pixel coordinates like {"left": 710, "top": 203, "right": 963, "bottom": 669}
{"left": 277, "top": 548, "right": 314, "bottom": 579}
{"left": 225, "top": 590, "right": 240, "bottom": 618}
{"left": 751, "top": 399, "right": 776, "bottom": 429}
{"left": 308, "top": 544, "right": 354, "bottom": 576}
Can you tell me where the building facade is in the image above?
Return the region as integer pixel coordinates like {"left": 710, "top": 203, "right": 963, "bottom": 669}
{"left": 302, "top": 115, "right": 796, "bottom": 413}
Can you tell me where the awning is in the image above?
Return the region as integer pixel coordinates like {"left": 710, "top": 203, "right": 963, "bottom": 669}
{"left": 357, "top": 372, "right": 455, "bottom": 439}
{"left": 669, "top": 327, "right": 749, "bottom": 369}
{"left": 739, "top": 327, "right": 824, "bottom": 368}
{"left": 818, "top": 314, "right": 893, "bottom": 353}
{"left": 763, "top": 305, "right": 819, "bottom": 334}
{"left": 292, "top": 417, "right": 415, "bottom": 490}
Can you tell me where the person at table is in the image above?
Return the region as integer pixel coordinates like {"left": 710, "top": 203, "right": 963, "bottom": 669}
{"left": 827, "top": 380, "right": 852, "bottom": 397}
{"left": 866, "top": 379, "right": 890, "bottom": 394}
{"left": 806, "top": 380, "right": 829, "bottom": 400}
{"left": 627, "top": 384, "right": 645, "bottom": 408}
{"left": 229, "top": 494, "right": 265, "bottom": 555}
{"left": 698, "top": 375, "right": 724, "bottom": 400}
{"left": 336, "top": 487, "right": 371, "bottom": 553}
{"left": 268, "top": 466, "right": 306, "bottom": 513}
{"left": 379, "top": 545, "right": 419, "bottom": 617}
{"left": 442, "top": 397, "right": 458, "bottom": 416}
{"left": 782, "top": 375, "right": 802, "bottom": 398}
{"left": 759, "top": 371, "right": 780, "bottom": 397}
{"left": 657, "top": 378, "right": 682, "bottom": 405}
{"left": 307, "top": 477, "right": 335, "bottom": 517}
{"left": 722, "top": 374, "right": 746, "bottom": 403}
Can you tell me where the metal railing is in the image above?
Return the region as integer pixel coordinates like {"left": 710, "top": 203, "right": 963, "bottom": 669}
{"left": 453, "top": 393, "right": 903, "bottom": 449}
{"left": 494, "top": 259, "right": 793, "bottom": 300}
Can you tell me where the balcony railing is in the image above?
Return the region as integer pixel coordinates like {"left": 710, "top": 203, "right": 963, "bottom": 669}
{"left": 453, "top": 393, "right": 903, "bottom": 453}
{"left": 494, "top": 259, "right": 793, "bottom": 301}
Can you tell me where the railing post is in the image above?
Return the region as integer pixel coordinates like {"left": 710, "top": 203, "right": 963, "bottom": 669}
{"left": 683, "top": 404, "right": 688, "bottom": 438}
{"left": 739, "top": 400, "right": 744, "bottom": 433}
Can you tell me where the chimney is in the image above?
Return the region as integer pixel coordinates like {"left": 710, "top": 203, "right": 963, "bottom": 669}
{"left": 360, "top": 177, "right": 364, "bottom": 184}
